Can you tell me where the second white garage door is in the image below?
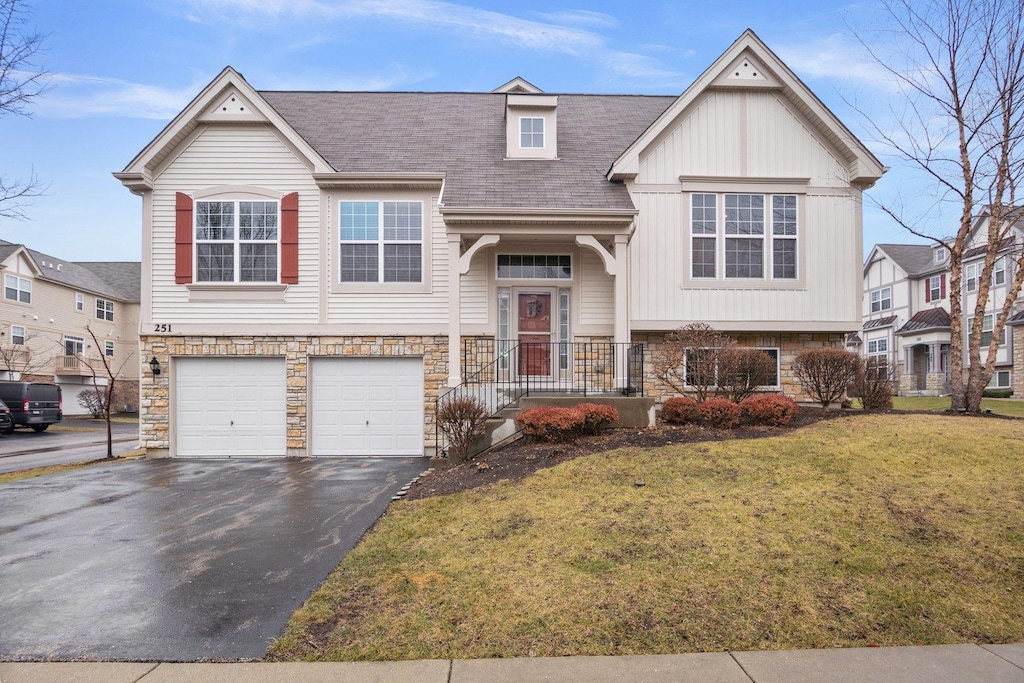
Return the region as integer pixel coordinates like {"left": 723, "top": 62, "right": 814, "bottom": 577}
{"left": 310, "top": 357, "right": 424, "bottom": 456}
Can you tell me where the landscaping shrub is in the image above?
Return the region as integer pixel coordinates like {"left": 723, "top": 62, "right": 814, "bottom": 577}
{"left": 718, "top": 347, "right": 777, "bottom": 402}
{"left": 697, "top": 398, "right": 741, "bottom": 428}
{"left": 792, "top": 348, "right": 860, "bottom": 409}
{"left": 574, "top": 403, "right": 619, "bottom": 435}
{"left": 436, "top": 395, "right": 490, "bottom": 461}
{"left": 983, "top": 388, "right": 1013, "bottom": 399}
{"left": 661, "top": 396, "right": 699, "bottom": 424}
{"left": 739, "top": 394, "right": 798, "bottom": 426}
{"left": 854, "top": 357, "right": 895, "bottom": 411}
{"left": 515, "top": 406, "right": 586, "bottom": 442}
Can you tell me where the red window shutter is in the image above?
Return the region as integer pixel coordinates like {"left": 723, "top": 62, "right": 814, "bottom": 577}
{"left": 281, "top": 192, "right": 299, "bottom": 284}
{"left": 940, "top": 274, "right": 946, "bottom": 299}
{"left": 175, "top": 193, "right": 193, "bottom": 284}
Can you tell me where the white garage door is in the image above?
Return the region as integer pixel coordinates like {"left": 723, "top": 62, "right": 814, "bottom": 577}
{"left": 311, "top": 357, "right": 424, "bottom": 456}
{"left": 175, "top": 357, "right": 287, "bottom": 457}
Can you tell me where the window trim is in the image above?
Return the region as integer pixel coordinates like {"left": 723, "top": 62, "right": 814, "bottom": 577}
{"left": 4, "top": 274, "right": 32, "bottom": 304}
{"left": 75, "top": 292, "right": 84, "bottom": 311}
{"left": 965, "top": 262, "right": 978, "bottom": 292}
{"left": 339, "top": 199, "right": 425, "bottom": 285}
{"left": 870, "top": 286, "right": 892, "bottom": 313}
{"left": 867, "top": 338, "right": 889, "bottom": 355}
{"left": 926, "top": 275, "right": 942, "bottom": 302}
{"left": 95, "top": 297, "right": 115, "bottom": 322}
{"left": 11, "top": 325, "right": 25, "bottom": 346}
{"left": 970, "top": 314, "right": 1006, "bottom": 347}
{"left": 335, "top": 195, "right": 432, "bottom": 294}
{"left": 64, "top": 335, "right": 84, "bottom": 357}
{"left": 935, "top": 247, "right": 947, "bottom": 263}
{"left": 988, "top": 370, "right": 1011, "bottom": 388}
{"left": 684, "top": 191, "right": 803, "bottom": 287}
{"left": 104, "top": 340, "right": 115, "bottom": 357}
{"left": 194, "top": 198, "right": 281, "bottom": 284}
{"left": 994, "top": 257, "right": 1006, "bottom": 286}
{"left": 496, "top": 254, "right": 572, "bottom": 281}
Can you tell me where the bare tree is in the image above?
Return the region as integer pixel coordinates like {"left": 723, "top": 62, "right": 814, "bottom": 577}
{"left": 0, "top": 326, "right": 55, "bottom": 379}
{"left": 0, "top": 0, "right": 49, "bottom": 218}
{"left": 78, "top": 326, "right": 134, "bottom": 458}
{"left": 853, "top": 0, "right": 1024, "bottom": 412}
{"left": 792, "top": 348, "right": 860, "bottom": 410}
{"left": 717, "top": 347, "right": 776, "bottom": 402}
{"left": 652, "top": 323, "right": 735, "bottom": 401}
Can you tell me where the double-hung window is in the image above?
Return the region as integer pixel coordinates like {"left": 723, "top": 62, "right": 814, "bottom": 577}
{"left": 105, "top": 341, "right": 115, "bottom": 357}
{"left": 340, "top": 201, "right": 423, "bottom": 283}
{"left": 870, "top": 286, "right": 891, "bottom": 313}
{"left": 4, "top": 275, "right": 31, "bottom": 303}
{"left": 690, "top": 193, "right": 798, "bottom": 280}
{"left": 926, "top": 276, "right": 942, "bottom": 302}
{"left": 520, "top": 117, "right": 544, "bottom": 148}
{"left": 75, "top": 293, "right": 84, "bottom": 311}
{"left": 965, "top": 263, "right": 978, "bottom": 292}
{"left": 994, "top": 257, "right": 1006, "bottom": 286}
{"left": 11, "top": 325, "right": 25, "bottom": 345}
{"left": 195, "top": 200, "right": 279, "bottom": 282}
{"left": 971, "top": 314, "right": 1005, "bottom": 347}
{"left": 96, "top": 298, "right": 114, "bottom": 321}
{"left": 867, "top": 338, "right": 888, "bottom": 355}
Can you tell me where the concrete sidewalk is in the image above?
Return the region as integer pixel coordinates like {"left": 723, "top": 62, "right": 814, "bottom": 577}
{"left": 2, "top": 644, "right": 1023, "bottom": 682}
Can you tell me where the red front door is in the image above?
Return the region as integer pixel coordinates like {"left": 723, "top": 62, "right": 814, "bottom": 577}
{"left": 518, "top": 292, "right": 551, "bottom": 376}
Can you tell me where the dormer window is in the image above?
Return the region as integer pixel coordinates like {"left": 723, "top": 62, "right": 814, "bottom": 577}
{"left": 520, "top": 117, "right": 544, "bottom": 149}
{"left": 935, "top": 247, "right": 947, "bottom": 263}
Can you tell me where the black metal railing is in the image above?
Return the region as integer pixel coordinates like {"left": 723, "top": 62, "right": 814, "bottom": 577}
{"left": 435, "top": 340, "right": 644, "bottom": 456}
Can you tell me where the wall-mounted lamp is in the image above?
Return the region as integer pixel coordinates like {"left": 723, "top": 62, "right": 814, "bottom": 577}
{"left": 149, "top": 357, "right": 162, "bottom": 376}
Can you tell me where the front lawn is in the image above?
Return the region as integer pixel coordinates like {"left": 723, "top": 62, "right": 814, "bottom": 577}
{"left": 892, "top": 396, "right": 1024, "bottom": 417}
{"left": 269, "top": 414, "right": 1024, "bottom": 661}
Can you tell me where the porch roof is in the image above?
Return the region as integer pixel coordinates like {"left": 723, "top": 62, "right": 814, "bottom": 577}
{"left": 896, "top": 308, "right": 951, "bottom": 335}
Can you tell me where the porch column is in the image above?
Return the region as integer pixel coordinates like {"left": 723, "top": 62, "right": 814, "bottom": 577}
{"left": 448, "top": 236, "right": 462, "bottom": 387}
{"left": 614, "top": 234, "right": 630, "bottom": 387}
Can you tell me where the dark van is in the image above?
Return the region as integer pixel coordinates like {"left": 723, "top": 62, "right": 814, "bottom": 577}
{"left": 0, "top": 381, "right": 62, "bottom": 433}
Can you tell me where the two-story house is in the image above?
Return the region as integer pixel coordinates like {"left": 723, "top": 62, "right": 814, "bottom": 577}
{"left": 0, "top": 240, "right": 141, "bottom": 414}
{"left": 116, "top": 30, "right": 885, "bottom": 458}
{"left": 861, "top": 208, "right": 1023, "bottom": 396}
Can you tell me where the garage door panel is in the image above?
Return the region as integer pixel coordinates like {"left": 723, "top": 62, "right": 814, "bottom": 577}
{"left": 311, "top": 357, "right": 423, "bottom": 456}
{"left": 175, "top": 358, "right": 286, "bottom": 457}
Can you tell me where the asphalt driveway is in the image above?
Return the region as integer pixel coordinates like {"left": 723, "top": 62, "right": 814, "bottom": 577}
{"left": 0, "top": 456, "right": 427, "bottom": 661}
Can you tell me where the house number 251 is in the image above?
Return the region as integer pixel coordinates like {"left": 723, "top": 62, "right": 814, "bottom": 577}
{"left": 154, "top": 324, "right": 172, "bottom": 333}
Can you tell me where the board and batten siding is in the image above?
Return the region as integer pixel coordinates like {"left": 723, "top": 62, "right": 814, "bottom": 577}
{"left": 325, "top": 197, "right": 449, "bottom": 325}
{"left": 460, "top": 250, "right": 489, "bottom": 326}
{"left": 628, "top": 88, "right": 861, "bottom": 329}
{"left": 150, "top": 125, "right": 320, "bottom": 322}
{"left": 579, "top": 249, "right": 614, "bottom": 327}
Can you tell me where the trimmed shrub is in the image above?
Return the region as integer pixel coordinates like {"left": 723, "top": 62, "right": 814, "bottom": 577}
{"left": 983, "top": 388, "right": 1013, "bottom": 399}
{"left": 718, "top": 347, "right": 777, "bottom": 402}
{"left": 574, "top": 402, "right": 619, "bottom": 435}
{"left": 436, "top": 395, "right": 489, "bottom": 461}
{"left": 698, "top": 398, "right": 741, "bottom": 429}
{"left": 661, "top": 396, "right": 699, "bottom": 424}
{"left": 854, "top": 357, "right": 895, "bottom": 411}
{"left": 740, "top": 394, "right": 798, "bottom": 426}
{"left": 792, "top": 348, "right": 860, "bottom": 409}
{"left": 515, "top": 406, "right": 587, "bottom": 442}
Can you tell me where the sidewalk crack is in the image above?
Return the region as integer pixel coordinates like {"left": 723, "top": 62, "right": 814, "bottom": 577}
{"left": 729, "top": 651, "right": 757, "bottom": 682}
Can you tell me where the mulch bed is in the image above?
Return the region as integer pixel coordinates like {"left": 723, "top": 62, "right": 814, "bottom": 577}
{"left": 406, "top": 407, "right": 847, "bottom": 501}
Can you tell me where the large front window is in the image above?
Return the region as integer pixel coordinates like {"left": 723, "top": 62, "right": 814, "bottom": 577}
{"left": 195, "top": 200, "right": 279, "bottom": 282}
{"left": 340, "top": 201, "right": 423, "bottom": 283}
{"left": 690, "top": 193, "right": 797, "bottom": 280}
{"left": 95, "top": 298, "right": 114, "bottom": 321}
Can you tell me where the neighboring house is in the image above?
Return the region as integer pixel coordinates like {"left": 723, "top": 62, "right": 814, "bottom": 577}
{"left": 861, "top": 208, "right": 1023, "bottom": 396}
{"left": 116, "top": 30, "right": 885, "bottom": 458}
{"left": 0, "top": 239, "right": 142, "bottom": 414}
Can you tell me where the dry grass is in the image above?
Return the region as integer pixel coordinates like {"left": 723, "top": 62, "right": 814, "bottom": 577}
{"left": 0, "top": 450, "right": 145, "bottom": 484}
{"left": 269, "top": 414, "right": 1024, "bottom": 662}
{"left": 891, "top": 396, "right": 1024, "bottom": 417}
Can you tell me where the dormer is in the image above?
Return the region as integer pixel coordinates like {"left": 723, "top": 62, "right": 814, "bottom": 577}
{"left": 505, "top": 93, "right": 558, "bottom": 160}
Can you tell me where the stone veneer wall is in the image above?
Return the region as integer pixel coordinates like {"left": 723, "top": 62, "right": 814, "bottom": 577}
{"left": 634, "top": 331, "right": 847, "bottom": 404}
{"left": 1014, "top": 325, "right": 1024, "bottom": 397}
{"left": 139, "top": 335, "right": 448, "bottom": 456}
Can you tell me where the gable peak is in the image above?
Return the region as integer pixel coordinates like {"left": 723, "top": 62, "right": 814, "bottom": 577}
{"left": 711, "top": 50, "right": 781, "bottom": 89}
{"left": 197, "top": 87, "right": 268, "bottom": 123}
{"left": 493, "top": 76, "right": 543, "bottom": 94}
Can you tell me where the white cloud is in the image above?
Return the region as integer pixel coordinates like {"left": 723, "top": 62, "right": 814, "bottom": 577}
{"left": 532, "top": 9, "right": 618, "bottom": 29}
{"left": 34, "top": 73, "right": 202, "bottom": 119}
{"left": 775, "top": 33, "right": 898, "bottom": 90}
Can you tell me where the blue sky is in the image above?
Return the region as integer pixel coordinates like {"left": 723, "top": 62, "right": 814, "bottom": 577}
{"left": 1, "top": 0, "right": 941, "bottom": 262}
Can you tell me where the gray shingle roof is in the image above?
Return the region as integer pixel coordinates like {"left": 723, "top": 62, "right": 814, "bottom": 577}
{"left": 877, "top": 244, "right": 941, "bottom": 277}
{"left": 0, "top": 239, "right": 140, "bottom": 302}
{"left": 259, "top": 91, "right": 676, "bottom": 210}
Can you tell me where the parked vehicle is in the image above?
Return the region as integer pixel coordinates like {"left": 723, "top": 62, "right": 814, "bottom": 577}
{"left": 0, "top": 399, "right": 12, "bottom": 435}
{"left": 0, "top": 381, "right": 62, "bottom": 433}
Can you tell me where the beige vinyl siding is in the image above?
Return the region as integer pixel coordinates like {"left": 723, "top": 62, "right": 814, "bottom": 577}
{"left": 638, "top": 91, "right": 847, "bottom": 186}
{"left": 579, "top": 249, "right": 613, "bottom": 327}
{"left": 326, "top": 196, "right": 449, "bottom": 325}
{"left": 150, "top": 125, "right": 319, "bottom": 322}
{"left": 629, "top": 192, "right": 860, "bottom": 327}
{"left": 460, "top": 248, "right": 489, "bottom": 325}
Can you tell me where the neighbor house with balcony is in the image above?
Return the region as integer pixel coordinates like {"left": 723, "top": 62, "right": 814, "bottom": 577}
{"left": 861, "top": 208, "right": 1023, "bottom": 396}
{"left": 0, "top": 240, "right": 141, "bottom": 414}
{"left": 116, "top": 30, "right": 884, "bottom": 458}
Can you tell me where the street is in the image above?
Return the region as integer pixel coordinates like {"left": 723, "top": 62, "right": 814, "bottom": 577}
{"left": 0, "top": 418, "right": 139, "bottom": 474}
